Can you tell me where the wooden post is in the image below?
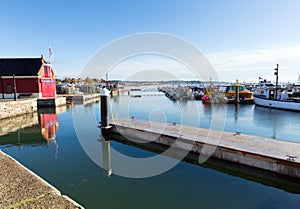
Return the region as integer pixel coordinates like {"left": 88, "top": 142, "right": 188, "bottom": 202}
{"left": 235, "top": 79, "right": 239, "bottom": 104}
{"left": 13, "top": 74, "right": 17, "bottom": 101}
{"left": 0, "top": 75, "right": 4, "bottom": 99}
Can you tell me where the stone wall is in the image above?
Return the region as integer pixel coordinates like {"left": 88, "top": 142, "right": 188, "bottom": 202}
{"left": 0, "top": 98, "right": 37, "bottom": 120}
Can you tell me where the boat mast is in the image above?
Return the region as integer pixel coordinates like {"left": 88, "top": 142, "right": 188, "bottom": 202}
{"left": 274, "top": 64, "right": 279, "bottom": 100}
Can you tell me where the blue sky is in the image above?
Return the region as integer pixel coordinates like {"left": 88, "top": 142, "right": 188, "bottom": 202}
{"left": 1, "top": 0, "right": 300, "bottom": 82}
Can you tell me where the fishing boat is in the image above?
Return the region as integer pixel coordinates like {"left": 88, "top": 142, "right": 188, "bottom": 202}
{"left": 201, "top": 85, "right": 225, "bottom": 103}
{"left": 289, "top": 82, "right": 300, "bottom": 98}
{"left": 202, "top": 81, "right": 254, "bottom": 104}
{"left": 160, "top": 86, "right": 193, "bottom": 101}
{"left": 253, "top": 64, "right": 300, "bottom": 111}
{"left": 221, "top": 81, "right": 254, "bottom": 104}
{"left": 192, "top": 86, "right": 204, "bottom": 100}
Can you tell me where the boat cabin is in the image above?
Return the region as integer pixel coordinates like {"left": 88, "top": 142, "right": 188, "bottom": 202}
{"left": 219, "top": 83, "right": 254, "bottom": 103}
{"left": 254, "top": 80, "right": 289, "bottom": 101}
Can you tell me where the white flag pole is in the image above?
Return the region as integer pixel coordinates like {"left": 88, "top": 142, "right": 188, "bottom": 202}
{"left": 48, "top": 45, "right": 53, "bottom": 63}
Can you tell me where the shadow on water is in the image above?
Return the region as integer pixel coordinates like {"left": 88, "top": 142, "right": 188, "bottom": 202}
{"left": 102, "top": 129, "right": 300, "bottom": 194}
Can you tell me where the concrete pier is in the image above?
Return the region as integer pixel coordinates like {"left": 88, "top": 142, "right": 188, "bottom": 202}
{"left": 65, "top": 94, "right": 99, "bottom": 103}
{"left": 109, "top": 118, "right": 300, "bottom": 178}
{"left": 0, "top": 150, "right": 84, "bottom": 208}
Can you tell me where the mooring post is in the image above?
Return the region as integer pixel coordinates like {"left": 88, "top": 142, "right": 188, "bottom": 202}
{"left": 100, "top": 86, "right": 110, "bottom": 128}
{"left": 235, "top": 79, "right": 239, "bottom": 105}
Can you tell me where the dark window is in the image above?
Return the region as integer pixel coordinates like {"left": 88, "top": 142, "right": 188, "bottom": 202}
{"left": 44, "top": 66, "right": 48, "bottom": 75}
{"left": 239, "top": 86, "right": 246, "bottom": 91}
{"left": 6, "top": 83, "right": 11, "bottom": 93}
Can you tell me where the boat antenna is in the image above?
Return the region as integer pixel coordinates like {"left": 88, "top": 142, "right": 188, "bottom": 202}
{"left": 274, "top": 64, "right": 279, "bottom": 100}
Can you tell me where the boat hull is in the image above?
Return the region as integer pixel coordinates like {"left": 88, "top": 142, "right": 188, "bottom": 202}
{"left": 254, "top": 96, "right": 300, "bottom": 111}
{"left": 225, "top": 97, "right": 254, "bottom": 104}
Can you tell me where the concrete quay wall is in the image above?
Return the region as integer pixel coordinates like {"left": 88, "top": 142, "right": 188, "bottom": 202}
{"left": 37, "top": 97, "right": 66, "bottom": 107}
{"left": 110, "top": 119, "right": 300, "bottom": 179}
{"left": 0, "top": 150, "right": 84, "bottom": 208}
{"left": 0, "top": 97, "right": 66, "bottom": 120}
{"left": 0, "top": 98, "right": 37, "bottom": 120}
{"left": 64, "top": 94, "right": 100, "bottom": 105}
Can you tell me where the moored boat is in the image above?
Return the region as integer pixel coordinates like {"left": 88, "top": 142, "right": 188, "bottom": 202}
{"left": 253, "top": 64, "right": 300, "bottom": 111}
{"left": 192, "top": 86, "right": 204, "bottom": 100}
{"left": 221, "top": 81, "right": 254, "bottom": 104}
{"left": 159, "top": 86, "right": 193, "bottom": 101}
{"left": 202, "top": 81, "right": 254, "bottom": 104}
{"left": 201, "top": 85, "right": 225, "bottom": 103}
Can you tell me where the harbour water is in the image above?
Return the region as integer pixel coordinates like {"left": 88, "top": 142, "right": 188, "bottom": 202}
{"left": 1, "top": 87, "right": 300, "bottom": 209}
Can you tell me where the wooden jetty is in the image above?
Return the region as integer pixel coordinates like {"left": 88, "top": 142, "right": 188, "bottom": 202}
{"left": 108, "top": 118, "right": 300, "bottom": 178}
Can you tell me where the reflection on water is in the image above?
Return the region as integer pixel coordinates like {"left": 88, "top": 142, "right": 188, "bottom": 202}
{"left": 0, "top": 106, "right": 66, "bottom": 152}
{"left": 39, "top": 108, "right": 59, "bottom": 145}
{"left": 38, "top": 107, "right": 61, "bottom": 158}
{"left": 251, "top": 106, "right": 300, "bottom": 142}
{"left": 0, "top": 113, "right": 39, "bottom": 137}
{"left": 99, "top": 134, "right": 112, "bottom": 177}
{"left": 104, "top": 129, "right": 300, "bottom": 194}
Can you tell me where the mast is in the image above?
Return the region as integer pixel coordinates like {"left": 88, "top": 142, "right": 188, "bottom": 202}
{"left": 274, "top": 64, "right": 279, "bottom": 100}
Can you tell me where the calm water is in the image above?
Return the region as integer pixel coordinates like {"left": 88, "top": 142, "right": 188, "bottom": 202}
{"left": 1, "top": 89, "right": 300, "bottom": 209}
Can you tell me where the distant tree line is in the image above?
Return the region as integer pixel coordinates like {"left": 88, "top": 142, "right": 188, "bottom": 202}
{"left": 56, "top": 77, "right": 107, "bottom": 84}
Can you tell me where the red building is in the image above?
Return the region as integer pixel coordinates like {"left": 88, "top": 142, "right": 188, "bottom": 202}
{"left": 0, "top": 56, "right": 56, "bottom": 99}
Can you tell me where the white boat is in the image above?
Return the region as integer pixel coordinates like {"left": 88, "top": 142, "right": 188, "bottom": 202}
{"left": 254, "top": 96, "right": 300, "bottom": 111}
{"left": 253, "top": 65, "right": 300, "bottom": 111}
